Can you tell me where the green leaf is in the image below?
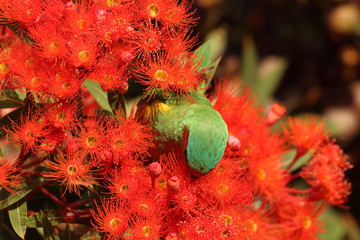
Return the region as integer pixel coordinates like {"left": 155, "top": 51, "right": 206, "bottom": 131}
{"left": 82, "top": 79, "right": 113, "bottom": 114}
{"left": 27, "top": 210, "right": 63, "bottom": 228}
{"left": 61, "top": 224, "right": 76, "bottom": 240}
{"left": 0, "top": 142, "right": 21, "bottom": 160}
{"left": 107, "top": 90, "right": 126, "bottom": 119}
{"left": 14, "top": 89, "right": 26, "bottom": 101}
{"left": 0, "top": 178, "right": 42, "bottom": 210}
{"left": 194, "top": 40, "right": 212, "bottom": 70}
{"left": 204, "top": 27, "right": 228, "bottom": 62}
{"left": 0, "top": 210, "right": 20, "bottom": 240}
{"left": 241, "top": 35, "right": 258, "bottom": 85}
{"left": 41, "top": 211, "right": 60, "bottom": 240}
{"left": 318, "top": 207, "right": 346, "bottom": 240}
{"left": 1, "top": 17, "right": 34, "bottom": 45}
{"left": 0, "top": 106, "right": 24, "bottom": 136}
{"left": 197, "top": 57, "right": 221, "bottom": 95}
{"left": 282, "top": 149, "right": 312, "bottom": 171}
{"left": 254, "top": 57, "right": 287, "bottom": 103}
{"left": 344, "top": 213, "right": 360, "bottom": 240}
{"left": 8, "top": 198, "right": 27, "bottom": 238}
{"left": 0, "top": 89, "right": 25, "bottom": 108}
{"left": 80, "top": 228, "right": 101, "bottom": 240}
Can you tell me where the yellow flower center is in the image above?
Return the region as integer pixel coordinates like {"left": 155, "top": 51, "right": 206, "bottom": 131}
{"left": 49, "top": 42, "right": 60, "bottom": 53}
{"left": 154, "top": 69, "right": 169, "bottom": 82}
{"left": 220, "top": 214, "right": 233, "bottom": 226}
{"left": 24, "top": 130, "right": 34, "bottom": 140}
{"left": 31, "top": 77, "right": 41, "bottom": 88}
{"left": 56, "top": 112, "right": 67, "bottom": 123}
{"left": 0, "top": 62, "right": 10, "bottom": 75}
{"left": 107, "top": 0, "right": 120, "bottom": 7}
{"left": 79, "top": 50, "right": 90, "bottom": 62}
{"left": 62, "top": 82, "right": 72, "bottom": 90}
{"left": 67, "top": 164, "right": 78, "bottom": 175}
{"left": 119, "top": 184, "right": 129, "bottom": 193}
{"left": 109, "top": 218, "right": 122, "bottom": 230}
{"left": 216, "top": 183, "right": 229, "bottom": 195}
{"left": 76, "top": 19, "right": 86, "bottom": 30}
{"left": 113, "top": 139, "right": 124, "bottom": 151}
{"left": 246, "top": 220, "right": 258, "bottom": 232}
{"left": 147, "top": 3, "right": 160, "bottom": 18}
{"left": 157, "top": 177, "right": 167, "bottom": 189}
{"left": 142, "top": 225, "right": 153, "bottom": 237}
{"left": 302, "top": 216, "right": 312, "bottom": 229}
{"left": 86, "top": 136, "right": 98, "bottom": 148}
{"left": 139, "top": 203, "right": 149, "bottom": 211}
{"left": 25, "top": 58, "right": 35, "bottom": 68}
{"left": 256, "top": 169, "right": 266, "bottom": 181}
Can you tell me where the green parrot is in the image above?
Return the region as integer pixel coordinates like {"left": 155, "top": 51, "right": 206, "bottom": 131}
{"left": 136, "top": 90, "right": 228, "bottom": 176}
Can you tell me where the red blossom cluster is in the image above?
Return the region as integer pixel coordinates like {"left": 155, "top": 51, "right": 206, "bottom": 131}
{"left": 0, "top": 0, "right": 352, "bottom": 240}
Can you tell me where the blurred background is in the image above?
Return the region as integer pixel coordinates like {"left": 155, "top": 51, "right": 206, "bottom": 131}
{"left": 192, "top": 0, "right": 360, "bottom": 239}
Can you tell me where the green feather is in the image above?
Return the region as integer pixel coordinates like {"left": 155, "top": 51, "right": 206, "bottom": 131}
{"left": 137, "top": 91, "right": 228, "bottom": 175}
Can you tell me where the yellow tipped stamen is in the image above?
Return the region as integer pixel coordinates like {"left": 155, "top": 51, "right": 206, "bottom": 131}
{"left": 147, "top": 3, "right": 160, "bottom": 18}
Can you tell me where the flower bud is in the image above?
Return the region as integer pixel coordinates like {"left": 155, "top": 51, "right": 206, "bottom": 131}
{"left": 168, "top": 176, "right": 180, "bottom": 191}
{"left": 119, "top": 81, "right": 129, "bottom": 94}
{"left": 166, "top": 233, "right": 178, "bottom": 240}
{"left": 121, "top": 51, "right": 134, "bottom": 62}
{"left": 265, "top": 103, "right": 286, "bottom": 126}
{"left": 227, "top": 134, "right": 241, "bottom": 151}
{"left": 149, "top": 162, "right": 162, "bottom": 178}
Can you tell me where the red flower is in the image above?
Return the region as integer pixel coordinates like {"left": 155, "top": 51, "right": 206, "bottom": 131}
{"left": 0, "top": 155, "right": 21, "bottom": 193}
{"left": 301, "top": 142, "right": 352, "bottom": 206}
{"left": 43, "top": 151, "right": 97, "bottom": 195}
{"left": 283, "top": 115, "right": 329, "bottom": 153}
{"left": 135, "top": 52, "right": 203, "bottom": 98}
{"left": 136, "top": 0, "right": 196, "bottom": 28}
{"left": 104, "top": 113, "right": 153, "bottom": 165}
{"left": 6, "top": 109, "right": 48, "bottom": 152}
{"left": 91, "top": 200, "right": 131, "bottom": 240}
{"left": 74, "top": 119, "right": 107, "bottom": 159}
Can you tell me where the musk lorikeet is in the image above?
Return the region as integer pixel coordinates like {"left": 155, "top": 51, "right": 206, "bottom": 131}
{"left": 136, "top": 90, "right": 228, "bottom": 176}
